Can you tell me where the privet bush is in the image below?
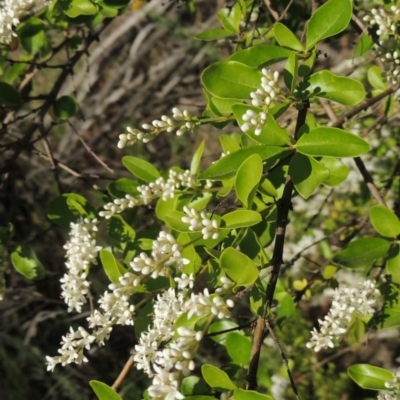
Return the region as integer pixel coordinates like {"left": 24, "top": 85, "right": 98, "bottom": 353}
{"left": 2, "top": 0, "right": 400, "bottom": 399}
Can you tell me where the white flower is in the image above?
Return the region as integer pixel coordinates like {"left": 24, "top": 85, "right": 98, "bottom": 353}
{"left": 306, "top": 280, "right": 379, "bottom": 352}
{"left": 174, "top": 273, "right": 194, "bottom": 290}
{"left": 181, "top": 206, "right": 219, "bottom": 240}
{"left": 187, "top": 288, "right": 234, "bottom": 319}
{"left": 0, "top": 0, "right": 50, "bottom": 44}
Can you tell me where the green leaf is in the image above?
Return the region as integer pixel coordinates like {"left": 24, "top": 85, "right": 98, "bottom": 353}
{"left": 250, "top": 279, "right": 266, "bottom": 316}
{"left": 16, "top": 17, "right": 48, "bottom": 55}
{"left": 306, "top": 0, "right": 352, "bottom": 50}
{"left": 354, "top": 34, "right": 374, "bottom": 57}
{"left": 284, "top": 51, "right": 298, "bottom": 93}
{"left": 232, "top": 104, "right": 290, "bottom": 146}
{"left": 289, "top": 153, "right": 329, "bottom": 199}
{"left": 225, "top": 332, "right": 252, "bottom": 366}
{"left": 122, "top": 156, "right": 160, "bottom": 182}
{"left": 211, "top": 97, "right": 243, "bottom": 116}
{"left": 220, "top": 134, "right": 241, "bottom": 154}
{"left": 181, "top": 376, "right": 211, "bottom": 396}
{"left": 53, "top": 96, "right": 78, "bottom": 120}
{"left": 274, "top": 23, "right": 304, "bottom": 51}
{"left": 296, "top": 70, "right": 365, "bottom": 106}
{"left": 47, "top": 193, "right": 96, "bottom": 227}
{"left": 235, "top": 154, "right": 262, "bottom": 208}
{"left": 222, "top": 210, "right": 262, "bottom": 228}
{"left": 108, "top": 178, "right": 139, "bottom": 197}
{"left": 319, "top": 157, "right": 349, "bottom": 186}
{"left": 347, "top": 319, "right": 366, "bottom": 345}
{"left": 134, "top": 302, "right": 154, "bottom": 339}
{"left": 156, "top": 196, "right": 178, "bottom": 222}
{"left": 201, "top": 364, "right": 236, "bottom": 392}
{"left": 370, "top": 205, "right": 400, "bottom": 238}
{"left": 99, "top": 249, "right": 127, "bottom": 283}
{"left": 220, "top": 247, "right": 259, "bottom": 288}
{"left": 165, "top": 210, "right": 193, "bottom": 233}
{"left": 0, "top": 81, "right": 22, "bottom": 106}
{"left": 367, "top": 66, "right": 388, "bottom": 91}
{"left": 199, "top": 146, "right": 290, "bottom": 180}
{"left": 195, "top": 28, "right": 234, "bottom": 41}
{"left": 228, "top": 45, "right": 292, "bottom": 68}
{"left": 10, "top": 245, "right": 45, "bottom": 280}
{"left": 107, "top": 215, "right": 135, "bottom": 242}
{"left": 234, "top": 388, "right": 274, "bottom": 400}
{"left": 89, "top": 380, "right": 123, "bottom": 400}
{"left": 191, "top": 140, "right": 205, "bottom": 175}
{"left": 333, "top": 237, "right": 391, "bottom": 268}
{"left": 217, "top": 2, "right": 242, "bottom": 33}
{"left": 201, "top": 61, "right": 262, "bottom": 99}
{"left": 208, "top": 320, "right": 240, "bottom": 344}
{"left": 60, "top": 0, "right": 98, "bottom": 18}
{"left": 298, "top": 51, "right": 316, "bottom": 77}
{"left": 348, "top": 364, "right": 393, "bottom": 391}
{"left": 184, "top": 397, "right": 219, "bottom": 400}
{"left": 294, "top": 127, "right": 370, "bottom": 157}
{"left": 387, "top": 245, "right": 400, "bottom": 284}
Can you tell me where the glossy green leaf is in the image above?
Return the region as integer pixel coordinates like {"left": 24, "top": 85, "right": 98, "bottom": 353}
{"left": 333, "top": 237, "right": 391, "bottom": 268}
{"left": 181, "top": 376, "right": 211, "bottom": 396}
{"left": 195, "top": 28, "right": 234, "bottom": 41}
{"left": 298, "top": 51, "right": 316, "bottom": 77}
{"left": 319, "top": 157, "right": 349, "bottom": 186}
{"left": 165, "top": 210, "right": 193, "bottom": 232}
{"left": 201, "top": 61, "right": 262, "bottom": 99}
{"left": 99, "top": 249, "right": 127, "bottom": 283}
{"left": 222, "top": 210, "right": 262, "bottom": 228}
{"left": 60, "top": 0, "right": 99, "bottom": 18}
{"left": 220, "top": 134, "right": 241, "bottom": 154}
{"left": 289, "top": 153, "right": 329, "bottom": 199}
{"left": 277, "top": 293, "right": 295, "bottom": 322}
{"left": 0, "top": 81, "right": 22, "bottom": 106}
{"left": 16, "top": 17, "right": 48, "bottom": 55}
{"left": 234, "top": 388, "right": 274, "bottom": 400}
{"left": 284, "top": 51, "right": 298, "bottom": 93}
{"left": 217, "top": 2, "right": 242, "bottom": 33}
{"left": 220, "top": 247, "right": 259, "bottom": 288}
{"left": 108, "top": 178, "right": 139, "bottom": 197}
{"left": 354, "top": 34, "right": 374, "bottom": 57}
{"left": 232, "top": 104, "right": 290, "bottom": 146}
{"left": 370, "top": 205, "right": 400, "bottom": 238}
{"left": 306, "top": 0, "right": 352, "bottom": 50}
{"left": 296, "top": 70, "right": 365, "bottom": 106}
{"left": 122, "top": 156, "right": 160, "bottom": 182}
{"left": 295, "top": 127, "right": 370, "bottom": 157}
{"left": 250, "top": 278, "right": 266, "bottom": 316}
{"left": 90, "top": 380, "right": 123, "bottom": 400}
{"left": 199, "top": 146, "right": 290, "bottom": 180}
{"left": 347, "top": 319, "right": 366, "bottom": 345}
{"left": 191, "top": 140, "right": 205, "bottom": 175}
{"left": 211, "top": 97, "right": 243, "bottom": 116}
{"left": 348, "top": 364, "right": 393, "bottom": 391}
{"left": 156, "top": 196, "right": 178, "bottom": 222}
{"left": 387, "top": 245, "right": 400, "bottom": 284}
{"left": 47, "top": 193, "right": 96, "bottom": 227}
{"left": 208, "top": 320, "right": 240, "bottom": 344}
{"left": 235, "top": 154, "right": 262, "bottom": 208}
{"left": 184, "top": 397, "right": 219, "bottom": 400}
{"left": 10, "top": 245, "right": 45, "bottom": 280}
{"left": 201, "top": 364, "right": 236, "bottom": 391}
{"left": 228, "top": 45, "right": 292, "bottom": 68}
{"left": 107, "top": 215, "right": 135, "bottom": 242}
{"left": 53, "top": 95, "right": 78, "bottom": 120}
{"left": 225, "top": 332, "right": 251, "bottom": 366}
{"left": 274, "top": 23, "right": 304, "bottom": 51}
{"left": 367, "top": 66, "right": 388, "bottom": 91}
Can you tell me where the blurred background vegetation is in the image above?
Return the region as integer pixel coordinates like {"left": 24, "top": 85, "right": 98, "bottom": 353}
{"left": 0, "top": 0, "right": 399, "bottom": 399}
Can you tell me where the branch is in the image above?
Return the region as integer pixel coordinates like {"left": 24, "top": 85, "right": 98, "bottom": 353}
{"left": 112, "top": 355, "right": 135, "bottom": 390}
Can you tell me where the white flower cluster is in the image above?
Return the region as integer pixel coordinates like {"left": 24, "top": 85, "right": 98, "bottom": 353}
{"left": 130, "top": 231, "right": 189, "bottom": 278}
{"left": 306, "top": 280, "right": 379, "bottom": 352}
{"left": 118, "top": 108, "right": 195, "bottom": 148}
{"left": 99, "top": 169, "right": 199, "bottom": 219}
{"left": 364, "top": 6, "right": 400, "bottom": 84}
{"left": 182, "top": 206, "right": 220, "bottom": 240}
{"left": 133, "top": 286, "right": 234, "bottom": 400}
{"left": 241, "top": 69, "right": 280, "bottom": 135}
{"left": 378, "top": 371, "right": 400, "bottom": 399}
{"left": 60, "top": 218, "right": 102, "bottom": 313}
{"left": 0, "top": 0, "right": 50, "bottom": 44}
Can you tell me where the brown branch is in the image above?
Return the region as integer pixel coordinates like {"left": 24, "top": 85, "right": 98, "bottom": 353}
{"left": 112, "top": 355, "right": 135, "bottom": 390}
{"left": 1, "top": 19, "right": 112, "bottom": 176}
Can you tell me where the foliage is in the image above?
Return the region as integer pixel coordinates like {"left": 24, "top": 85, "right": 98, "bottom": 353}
{"left": 1, "top": 0, "right": 400, "bottom": 400}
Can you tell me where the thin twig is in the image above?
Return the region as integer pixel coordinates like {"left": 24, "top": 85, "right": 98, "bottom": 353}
{"left": 265, "top": 320, "right": 301, "bottom": 400}
{"left": 112, "top": 355, "right": 135, "bottom": 390}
